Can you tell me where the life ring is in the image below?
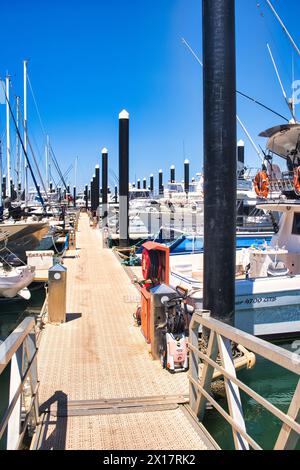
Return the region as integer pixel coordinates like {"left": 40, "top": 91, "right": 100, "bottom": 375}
{"left": 293, "top": 166, "right": 300, "bottom": 196}
{"left": 141, "top": 249, "right": 161, "bottom": 281}
{"left": 254, "top": 171, "right": 269, "bottom": 198}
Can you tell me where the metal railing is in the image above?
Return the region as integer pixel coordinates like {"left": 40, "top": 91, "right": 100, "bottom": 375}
{"left": 0, "top": 317, "right": 39, "bottom": 450}
{"left": 188, "top": 311, "right": 300, "bottom": 450}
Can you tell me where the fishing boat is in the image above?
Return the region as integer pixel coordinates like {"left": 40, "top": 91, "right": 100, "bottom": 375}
{"left": 168, "top": 124, "right": 300, "bottom": 338}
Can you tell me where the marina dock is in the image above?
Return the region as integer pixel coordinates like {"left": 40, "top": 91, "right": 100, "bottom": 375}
{"left": 35, "top": 214, "right": 214, "bottom": 450}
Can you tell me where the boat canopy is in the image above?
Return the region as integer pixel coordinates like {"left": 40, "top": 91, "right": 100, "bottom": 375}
{"left": 259, "top": 123, "right": 300, "bottom": 163}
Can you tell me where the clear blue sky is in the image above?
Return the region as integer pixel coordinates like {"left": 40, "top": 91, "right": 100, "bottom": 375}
{"left": 0, "top": 0, "right": 300, "bottom": 191}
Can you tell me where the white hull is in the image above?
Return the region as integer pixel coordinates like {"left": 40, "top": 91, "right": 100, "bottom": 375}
{"left": 0, "top": 266, "right": 35, "bottom": 299}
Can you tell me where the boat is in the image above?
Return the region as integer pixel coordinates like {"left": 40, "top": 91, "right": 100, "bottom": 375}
{"left": 168, "top": 124, "right": 300, "bottom": 338}
{"left": 0, "top": 264, "right": 35, "bottom": 299}
{"left": 0, "top": 220, "right": 49, "bottom": 260}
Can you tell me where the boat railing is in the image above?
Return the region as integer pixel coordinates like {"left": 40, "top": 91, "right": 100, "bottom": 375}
{"left": 0, "top": 317, "right": 39, "bottom": 450}
{"left": 188, "top": 311, "right": 300, "bottom": 450}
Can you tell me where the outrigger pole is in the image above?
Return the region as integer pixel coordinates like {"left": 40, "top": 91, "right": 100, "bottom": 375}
{"left": 265, "top": 0, "right": 300, "bottom": 57}
{"left": 182, "top": 37, "right": 289, "bottom": 122}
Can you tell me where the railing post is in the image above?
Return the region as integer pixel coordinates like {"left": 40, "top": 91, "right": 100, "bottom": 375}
{"left": 48, "top": 264, "right": 67, "bottom": 324}
{"left": 217, "top": 334, "right": 249, "bottom": 450}
{"left": 6, "top": 347, "right": 23, "bottom": 450}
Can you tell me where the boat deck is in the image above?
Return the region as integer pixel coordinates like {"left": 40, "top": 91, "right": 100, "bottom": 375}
{"left": 36, "top": 213, "right": 214, "bottom": 450}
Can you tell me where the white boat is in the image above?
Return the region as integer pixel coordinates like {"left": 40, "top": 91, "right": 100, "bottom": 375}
{"left": 0, "top": 265, "right": 35, "bottom": 299}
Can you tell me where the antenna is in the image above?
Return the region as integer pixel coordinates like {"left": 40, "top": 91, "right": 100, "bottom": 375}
{"left": 266, "top": 0, "right": 300, "bottom": 57}
{"left": 266, "top": 42, "right": 296, "bottom": 122}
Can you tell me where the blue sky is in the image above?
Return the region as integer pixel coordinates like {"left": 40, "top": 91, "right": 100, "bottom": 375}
{"left": 0, "top": 0, "right": 300, "bottom": 191}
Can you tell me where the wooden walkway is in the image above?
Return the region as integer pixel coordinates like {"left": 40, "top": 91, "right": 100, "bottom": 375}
{"left": 36, "top": 214, "right": 214, "bottom": 450}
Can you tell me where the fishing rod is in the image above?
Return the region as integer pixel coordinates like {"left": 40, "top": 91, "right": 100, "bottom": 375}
{"left": 265, "top": 0, "right": 300, "bottom": 57}
{"left": 1, "top": 80, "right": 46, "bottom": 209}
{"left": 181, "top": 37, "right": 289, "bottom": 122}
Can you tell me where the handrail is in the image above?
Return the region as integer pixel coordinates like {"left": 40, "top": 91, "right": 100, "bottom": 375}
{"left": 0, "top": 317, "right": 35, "bottom": 374}
{"left": 0, "top": 317, "right": 39, "bottom": 450}
{"left": 188, "top": 311, "right": 300, "bottom": 450}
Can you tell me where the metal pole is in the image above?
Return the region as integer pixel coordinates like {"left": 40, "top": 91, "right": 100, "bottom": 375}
{"left": 137, "top": 178, "right": 141, "bottom": 189}
{"left": 73, "top": 186, "right": 76, "bottom": 207}
{"left": 101, "top": 148, "right": 108, "bottom": 224}
{"left": 119, "top": 109, "right": 129, "bottom": 247}
{"left": 0, "top": 141, "right": 2, "bottom": 208}
{"left": 16, "top": 96, "right": 21, "bottom": 198}
{"left": 5, "top": 75, "right": 11, "bottom": 198}
{"left": 184, "top": 159, "right": 190, "bottom": 193}
{"left": 23, "top": 60, "right": 28, "bottom": 205}
{"left": 143, "top": 177, "right": 147, "bottom": 190}
{"left": 203, "top": 0, "right": 236, "bottom": 325}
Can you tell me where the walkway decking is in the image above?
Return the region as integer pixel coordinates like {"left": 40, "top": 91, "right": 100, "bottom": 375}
{"left": 36, "top": 214, "right": 213, "bottom": 450}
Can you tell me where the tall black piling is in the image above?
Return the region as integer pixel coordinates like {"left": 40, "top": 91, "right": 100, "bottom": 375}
{"left": 73, "top": 186, "right": 76, "bottom": 207}
{"left": 101, "top": 147, "right": 108, "bottom": 225}
{"left": 114, "top": 185, "right": 118, "bottom": 203}
{"left": 119, "top": 109, "right": 129, "bottom": 247}
{"left": 137, "top": 179, "right": 141, "bottom": 190}
{"left": 150, "top": 174, "right": 154, "bottom": 193}
{"left": 184, "top": 159, "right": 190, "bottom": 194}
{"left": 170, "top": 165, "right": 175, "bottom": 183}
{"left": 202, "top": 0, "right": 237, "bottom": 325}
{"left": 143, "top": 178, "right": 147, "bottom": 190}
{"left": 95, "top": 165, "right": 100, "bottom": 216}
{"left": 85, "top": 184, "right": 88, "bottom": 210}
{"left": 2, "top": 176, "right": 6, "bottom": 200}
{"left": 159, "top": 170, "right": 163, "bottom": 195}
{"left": 237, "top": 139, "right": 245, "bottom": 177}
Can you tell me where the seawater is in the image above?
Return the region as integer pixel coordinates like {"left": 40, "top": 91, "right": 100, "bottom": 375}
{"left": 203, "top": 340, "right": 300, "bottom": 450}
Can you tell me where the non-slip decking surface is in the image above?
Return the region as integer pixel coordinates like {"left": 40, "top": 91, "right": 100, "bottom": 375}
{"left": 37, "top": 214, "right": 210, "bottom": 450}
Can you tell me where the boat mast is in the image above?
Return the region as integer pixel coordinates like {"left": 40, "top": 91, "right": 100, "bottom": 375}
{"left": 5, "top": 75, "right": 11, "bottom": 198}
{"left": 45, "top": 134, "right": 50, "bottom": 192}
{"left": 16, "top": 96, "right": 21, "bottom": 199}
{"left": 0, "top": 140, "right": 2, "bottom": 208}
{"left": 23, "top": 60, "right": 28, "bottom": 205}
{"left": 266, "top": 0, "right": 300, "bottom": 57}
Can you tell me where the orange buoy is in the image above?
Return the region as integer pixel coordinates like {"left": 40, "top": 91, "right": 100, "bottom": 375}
{"left": 254, "top": 170, "right": 269, "bottom": 198}
{"left": 294, "top": 166, "right": 300, "bottom": 196}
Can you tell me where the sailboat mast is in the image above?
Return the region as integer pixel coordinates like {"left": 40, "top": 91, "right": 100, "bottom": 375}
{"left": 45, "top": 135, "right": 49, "bottom": 191}
{"left": 0, "top": 140, "right": 2, "bottom": 208}
{"left": 6, "top": 75, "right": 11, "bottom": 198}
{"left": 16, "top": 96, "right": 21, "bottom": 198}
{"left": 23, "top": 60, "right": 28, "bottom": 204}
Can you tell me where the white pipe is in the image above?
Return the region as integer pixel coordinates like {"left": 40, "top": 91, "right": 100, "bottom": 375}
{"left": 6, "top": 75, "right": 11, "bottom": 198}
